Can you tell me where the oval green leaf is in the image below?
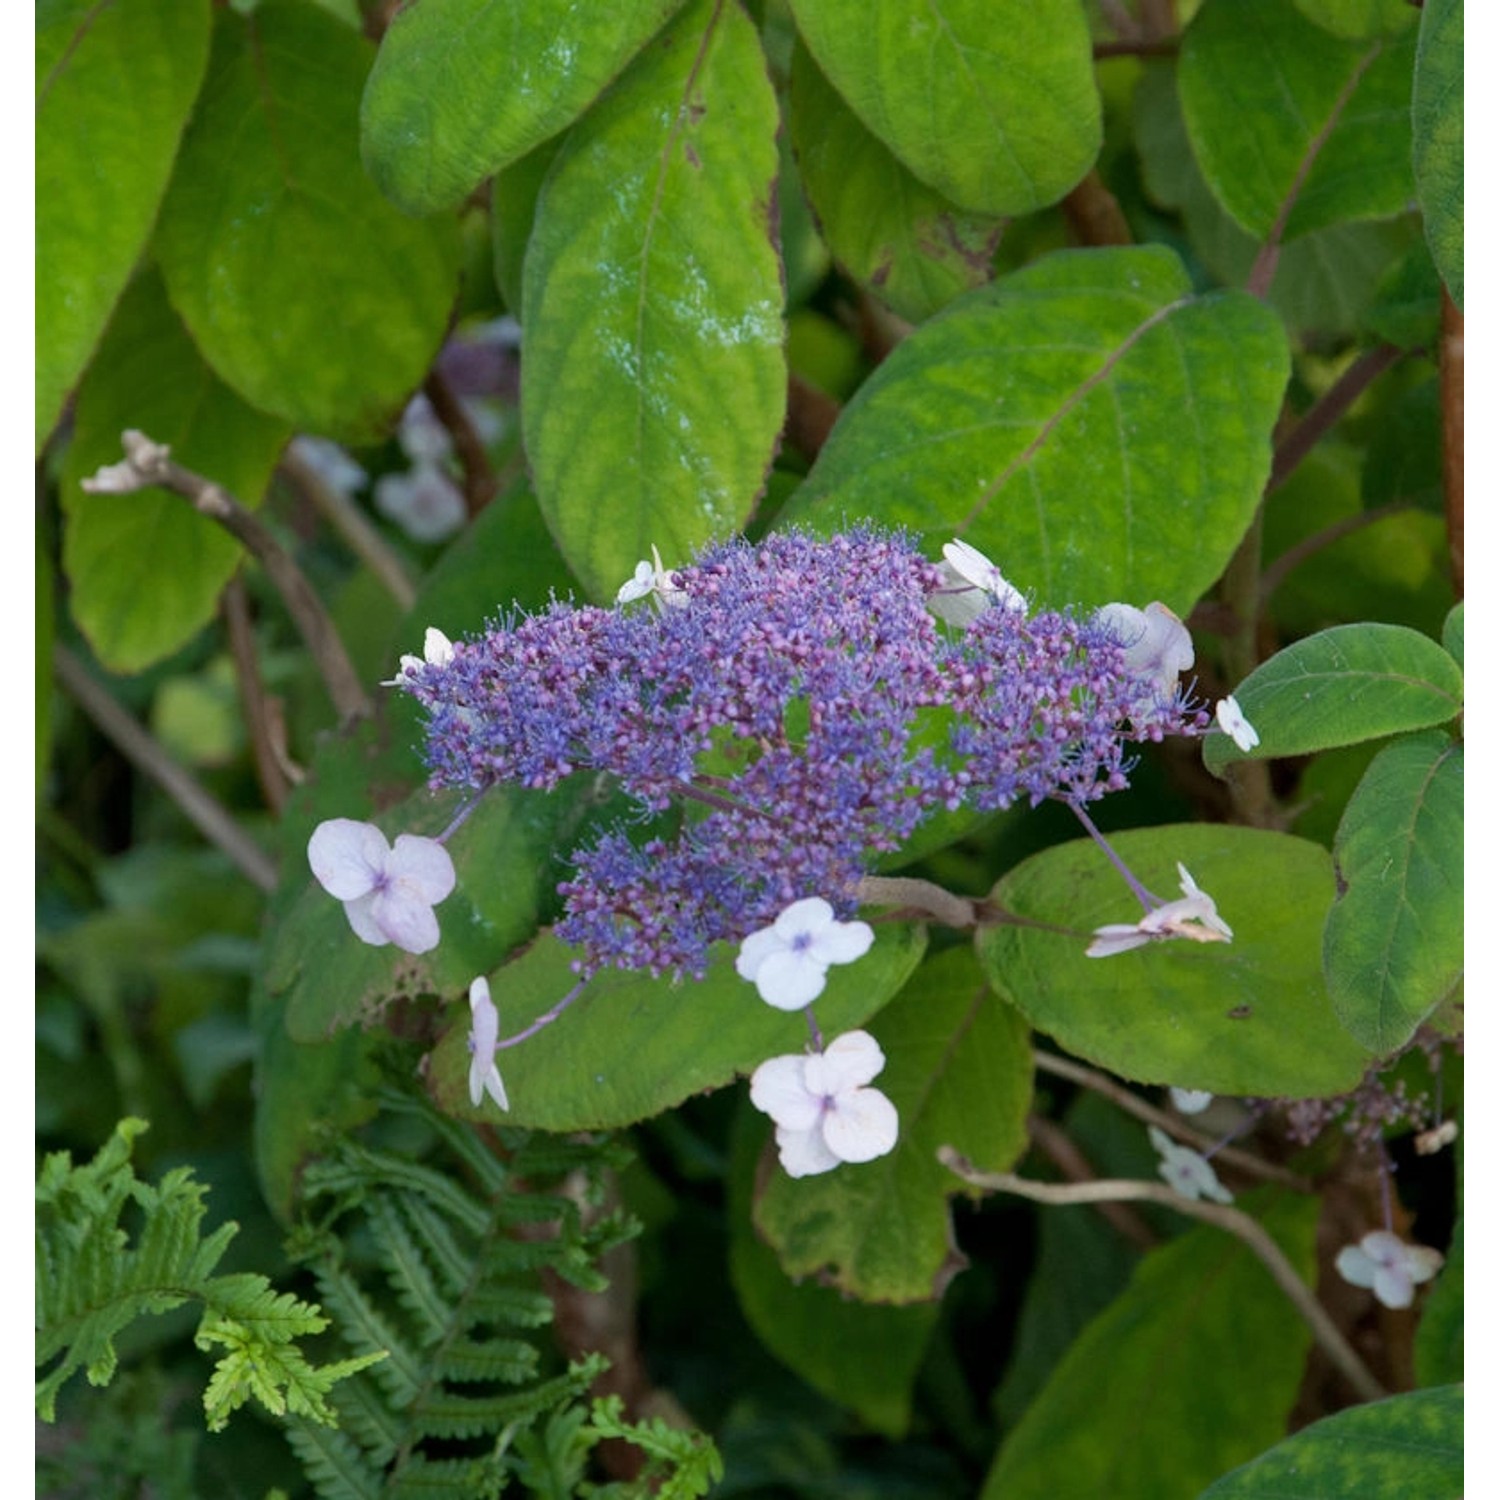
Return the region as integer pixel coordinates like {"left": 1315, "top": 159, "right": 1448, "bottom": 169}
{"left": 60, "top": 271, "right": 291, "bottom": 674}
{"left": 1198, "top": 1384, "right": 1462, "bottom": 1499}
{"left": 428, "top": 922, "right": 927, "bottom": 1131}
{"left": 521, "top": 0, "right": 786, "bottom": 603}
{"left": 1324, "top": 734, "right": 1462, "bottom": 1054}
{"left": 155, "top": 1, "right": 461, "bottom": 441}
{"left": 752, "top": 948, "right": 1033, "bottom": 1303}
{"left": 1179, "top": 0, "right": 1416, "bottom": 242}
{"left": 361, "top": 0, "right": 683, "bottom": 215}
{"left": 1442, "top": 602, "right": 1463, "bottom": 668}
{"left": 1204, "top": 623, "right": 1464, "bottom": 774}
{"left": 982, "top": 1191, "right": 1319, "bottom": 1500}
{"left": 1412, "top": 0, "right": 1462, "bottom": 308}
{"left": 1292, "top": 0, "right": 1417, "bottom": 39}
{"left": 788, "top": 41, "right": 1002, "bottom": 325}
{"left": 978, "top": 825, "right": 1374, "bottom": 1098}
{"left": 781, "top": 246, "right": 1289, "bottom": 613}
{"left": 785, "top": 0, "right": 1099, "bottom": 217}
{"left": 36, "top": 0, "right": 210, "bottom": 453}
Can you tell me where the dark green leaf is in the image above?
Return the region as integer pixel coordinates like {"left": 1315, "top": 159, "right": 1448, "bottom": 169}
{"left": 978, "top": 825, "right": 1374, "bottom": 1097}
{"left": 1441, "top": 602, "right": 1463, "bottom": 668}
{"left": 981, "top": 1191, "right": 1319, "bottom": 1500}
{"left": 788, "top": 42, "right": 1002, "bottom": 325}
{"left": 60, "top": 271, "right": 291, "bottom": 674}
{"left": 521, "top": 0, "right": 786, "bottom": 602}
{"left": 36, "top": 0, "right": 210, "bottom": 452}
{"left": 1179, "top": 0, "right": 1416, "bottom": 242}
{"left": 1324, "top": 734, "right": 1462, "bottom": 1053}
{"left": 428, "top": 921, "right": 926, "bottom": 1131}
{"left": 155, "top": 1, "right": 461, "bottom": 441}
{"left": 1414, "top": 1211, "right": 1462, "bottom": 1389}
{"left": 786, "top": 0, "right": 1099, "bottom": 216}
{"left": 490, "top": 138, "right": 564, "bottom": 316}
{"left": 1204, "top": 623, "right": 1464, "bottom": 773}
{"left": 753, "top": 948, "right": 1033, "bottom": 1303}
{"left": 782, "top": 246, "right": 1288, "bottom": 613}
{"left": 361, "top": 0, "right": 685, "bottom": 214}
{"left": 1412, "top": 0, "right": 1462, "bottom": 307}
{"left": 1197, "top": 1385, "right": 1462, "bottom": 1499}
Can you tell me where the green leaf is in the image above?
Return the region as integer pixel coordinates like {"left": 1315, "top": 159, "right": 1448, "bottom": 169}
{"left": 978, "top": 825, "right": 1374, "bottom": 1097}
{"left": 1412, "top": 0, "right": 1463, "bottom": 308}
{"left": 785, "top": 0, "right": 1099, "bottom": 217}
{"left": 1324, "top": 734, "right": 1462, "bottom": 1053}
{"left": 154, "top": 1, "right": 461, "bottom": 441}
{"left": 60, "top": 270, "right": 291, "bottom": 674}
{"left": 1442, "top": 602, "right": 1463, "bottom": 668}
{"left": 752, "top": 948, "right": 1033, "bottom": 1303}
{"left": 1179, "top": 0, "right": 1416, "bottom": 242}
{"left": 491, "top": 137, "right": 565, "bottom": 315}
{"left": 361, "top": 0, "right": 685, "bottom": 214}
{"left": 521, "top": 0, "right": 786, "bottom": 602}
{"left": 1292, "top": 0, "right": 1417, "bottom": 39}
{"left": 429, "top": 922, "right": 927, "bottom": 1131}
{"left": 1197, "top": 1385, "right": 1462, "bottom": 1499}
{"left": 35, "top": 0, "right": 211, "bottom": 453}
{"left": 1414, "top": 1211, "right": 1462, "bottom": 1389}
{"left": 781, "top": 246, "right": 1289, "bottom": 613}
{"left": 787, "top": 41, "right": 1002, "bottom": 325}
{"left": 981, "top": 1191, "right": 1320, "bottom": 1500}
{"left": 727, "top": 1103, "right": 938, "bottom": 1436}
{"left": 1203, "top": 623, "right": 1464, "bottom": 774}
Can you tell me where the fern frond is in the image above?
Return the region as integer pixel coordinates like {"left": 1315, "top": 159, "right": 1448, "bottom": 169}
{"left": 286, "top": 1418, "right": 386, "bottom": 1500}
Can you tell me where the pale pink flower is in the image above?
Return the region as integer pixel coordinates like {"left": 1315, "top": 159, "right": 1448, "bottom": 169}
{"left": 1335, "top": 1231, "right": 1443, "bottom": 1309}
{"left": 736, "top": 898, "right": 875, "bottom": 1010}
{"left": 307, "top": 818, "right": 456, "bottom": 954}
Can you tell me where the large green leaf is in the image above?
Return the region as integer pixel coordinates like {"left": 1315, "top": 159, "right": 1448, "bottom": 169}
{"left": 1197, "top": 1385, "right": 1462, "bottom": 1499}
{"left": 982, "top": 1191, "right": 1320, "bottom": 1500}
{"left": 35, "top": 0, "right": 210, "bottom": 453}
{"left": 785, "top": 0, "right": 1099, "bottom": 217}
{"left": 521, "top": 0, "right": 786, "bottom": 603}
{"left": 978, "top": 825, "right": 1374, "bottom": 1098}
{"left": 1179, "top": 0, "right": 1416, "bottom": 242}
{"left": 781, "top": 246, "right": 1288, "bottom": 613}
{"left": 154, "top": 1, "right": 461, "bottom": 441}
{"left": 1292, "top": 0, "right": 1416, "bottom": 39}
{"left": 60, "top": 271, "right": 291, "bottom": 674}
{"left": 752, "top": 948, "right": 1033, "bottom": 1303}
{"left": 727, "top": 1104, "right": 938, "bottom": 1436}
{"left": 428, "top": 922, "right": 927, "bottom": 1131}
{"left": 361, "top": 0, "right": 684, "bottom": 215}
{"left": 1412, "top": 0, "right": 1463, "bottom": 308}
{"left": 1414, "top": 1209, "right": 1462, "bottom": 1389}
{"left": 787, "top": 42, "right": 1002, "bottom": 326}
{"left": 1324, "top": 734, "right": 1462, "bottom": 1054}
{"left": 1204, "top": 623, "right": 1464, "bottom": 774}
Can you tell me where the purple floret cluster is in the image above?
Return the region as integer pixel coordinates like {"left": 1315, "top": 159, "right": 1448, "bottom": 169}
{"left": 398, "top": 528, "right": 1209, "bottom": 979}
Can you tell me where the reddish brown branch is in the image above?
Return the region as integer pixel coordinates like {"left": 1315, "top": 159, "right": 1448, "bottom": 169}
{"left": 423, "top": 369, "right": 498, "bottom": 519}
{"left": 221, "top": 574, "right": 294, "bottom": 816}
{"left": 1063, "top": 170, "right": 1133, "bottom": 247}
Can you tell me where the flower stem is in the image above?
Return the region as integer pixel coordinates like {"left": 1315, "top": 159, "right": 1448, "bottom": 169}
{"left": 498, "top": 981, "right": 588, "bottom": 1051}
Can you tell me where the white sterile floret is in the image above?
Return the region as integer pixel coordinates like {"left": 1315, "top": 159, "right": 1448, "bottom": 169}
{"left": 383, "top": 626, "right": 455, "bottom": 685}
{"left": 1170, "top": 1087, "right": 1214, "bottom": 1115}
{"left": 1094, "top": 601, "right": 1194, "bottom": 701}
{"left": 374, "top": 461, "right": 466, "bottom": 543}
{"left": 1215, "top": 694, "right": 1260, "bottom": 752}
{"left": 735, "top": 897, "right": 875, "bottom": 1010}
{"left": 1086, "top": 863, "right": 1233, "bottom": 957}
{"left": 1335, "top": 1230, "right": 1443, "bottom": 1310}
{"left": 749, "top": 1030, "right": 899, "bottom": 1177}
{"left": 929, "top": 538, "right": 1025, "bottom": 625}
{"left": 616, "top": 544, "right": 686, "bottom": 609}
{"left": 466, "top": 977, "right": 509, "bottom": 1111}
{"left": 1149, "top": 1125, "right": 1232, "bottom": 1204}
{"left": 307, "top": 818, "right": 456, "bottom": 955}
{"left": 289, "top": 435, "right": 368, "bottom": 495}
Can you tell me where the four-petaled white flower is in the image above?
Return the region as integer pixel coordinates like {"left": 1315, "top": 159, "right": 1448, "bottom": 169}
{"left": 750, "top": 1030, "right": 899, "bottom": 1177}
{"left": 1095, "top": 601, "right": 1194, "bottom": 701}
{"left": 466, "top": 976, "right": 509, "bottom": 1111}
{"left": 1149, "top": 1125, "right": 1232, "bottom": 1203}
{"left": 736, "top": 897, "right": 875, "bottom": 1010}
{"left": 1335, "top": 1230, "right": 1443, "bottom": 1310}
{"left": 1215, "top": 695, "right": 1260, "bottom": 753}
{"left": 1087, "top": 863, "right": 1234, "bottom": 957}
{"left": 929, "top": 538, "right": 1026, "bottom": 625}
{"left": 375, "top": 461, "right": 466, "bottom": 543}
{"left": 616, "top": 544, "right": 687, "bottom": 609}
{"left": 1170, "top": 1087, "right": 1214, "bottom": 1115}
{"left": 307, "top": 818, "right": 456, "bottom": 955}
{"left": 384, "top": 626, "right": 455, "bottom": 685}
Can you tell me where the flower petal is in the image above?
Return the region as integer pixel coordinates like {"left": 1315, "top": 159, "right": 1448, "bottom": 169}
{"left": 1086, "top": 925, "right": 1151, "bottom": 958}
{"left": 1215, "top": 695, "right": 1260, "bottom": 752}
{"left": 775, "top": 1123, "right": 843, "bottom": 1178}
{"left": 371, "top": 888, "right": 442, "bottom": 954}
{"left": 342, "top": 892, "right": 391, "bottom": 947}
{"left": 750, "top": 948, "right": 830, "bottom": 1010}
{"left": 806, "top": 917, "right": 875, "bottom": 968}
{"left": 1335, "top": 1244, "right": 1378, "bottom": 1290}
{"left": 1372, "top": 1264, "right": 1415, "bottom": 1310}
{"left": 735, "top": 926, "right": 785, "bottom": 981}
{"left": 822, "top": 1086, "right": 899, "bottom": 1164}
{"left": 749, "top": 1055, "right": 822, "bottom": 1131}
{"left": 387, "top": 835, "right": 457, "bottom": 904}
{"left": 805, "top": 1030, "right": 885, "bottom": 1093}
{"left": 772, "top": 896, "right": 836, "bottom": 939}
{"left": 308, "top": 818, "right": 389, "bottom": 900}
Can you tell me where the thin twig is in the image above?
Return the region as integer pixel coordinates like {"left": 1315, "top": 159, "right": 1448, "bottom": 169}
{"left": 1028, "top": 1114, "right": 1160, "bottom": 1249}
{"left": 1218, "top": 505, "right": 1277, "bottom": 826}
{"left": 424, "top": 369, "right": 497, "bottom": 518}
{"left": 280, "top": 444, "right": 417, "bottom": 611}
{"left": 53, "top": 645, "right": 278, "bottom": 893}
{"left": 221, "top": 574, "right": 294, "bottom": 815}
{"left": 938, "top": 1149, "right": 1388, "bottom": 1404}
{"left": 784, "top": 371, "right": 842, "bottom": 462}
{"left": 1032, "top": 1051, "right": 1312, "bottom": 1190}
{"left": 82, "top": 431, "right": 373, "bottom": 722}
{"left": 1062, "top": 170, "right": 1133, "bottom": 247}
{"left": 856, "top": 875, "right": 976, "bottom": 928}
{"left": 1259, "top": 500, "right": 1410, "bottom": 604}
{"left": 1440, "top": 290, "right": 1463, "bottom": 596}
{"left": 1093, "top": 37, "right": 1178, "bottom": 58}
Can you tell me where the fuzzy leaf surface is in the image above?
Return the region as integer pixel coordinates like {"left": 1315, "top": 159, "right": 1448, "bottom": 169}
{"left": 1411, "top": 0, "right": 1463, "bottom": 308}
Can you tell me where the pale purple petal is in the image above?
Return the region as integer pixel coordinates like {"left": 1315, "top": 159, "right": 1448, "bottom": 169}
{"left": 387, "top": 835, "right": 456, "bottom": 904}
{"left": 822, "top": 1087, "right": 899, "bottom": 1164}
{"left": 308, "top": 819, "right": 389, "bottom": 900}
{"left": 1372, "top": 1264, "right": 1415, "bottom": 1310}
{"left": 805, "top": 918, "right": 875, "bottom": 969}
{"left": 773, "top": 896, "right": 835, "bottom": 939}
{"left": 1216, "top": 695, "right": 1260, "bottom": 752}
{"left": 1335, "top": 1243, "right": 1378, "bottom": 1290}
{"left": 468, "top": 977, "right": 499, "bottom": 1055}
{"left": 474, "top": 1063, "right": 509, "bottom": 1112}
{"left": 735, "top": 927, "right": 785, "bottom": 981}
{"left": 752, "top": 948, "right": 830, "bottom": 1010}
{"left": 750, "top": 1055, "right": 822, "bottom": 1130}
{"left": 342, "top": 891, "right": 390, "bottom": 947}
{"left": 371, "top": 888, "right": 442, "bottom": 954}
{"left": 1086, "top": 925, "right": 1151, "bottom": 958}
{"left": 775, "top": 1124, "right": 842, "bottom": 1178}
{"left": 805, "top": 1031, "right": 884, "bottom": 1094}
{"left": 1406, "top": 1245, "right": 1444, "bottom": 1284}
